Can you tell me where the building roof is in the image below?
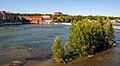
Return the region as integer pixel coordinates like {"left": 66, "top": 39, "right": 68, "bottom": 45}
{"left": 54, "top": 12, "right": 62, "bottom": 15}
{"left": 43, "top": 18, "right": 53, "bottom": 20}
{"left": 32, "top": 16, "right": 42, "bottom": 18}
{"left": 21, "top": 16, "right": 42, "bottom": 18}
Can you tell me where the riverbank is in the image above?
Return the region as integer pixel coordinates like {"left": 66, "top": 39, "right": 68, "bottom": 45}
{"left": 3, "top": 43, "right": 120, "bottom": 66}
{"left": 23, "top": 45, "right": 120, "bottom": 66}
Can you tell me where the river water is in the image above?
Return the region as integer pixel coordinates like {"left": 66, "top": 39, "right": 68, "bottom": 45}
{"left": 0, "top": 24, "right": 69, "bottom": 65}
{"left": 0, "top": 24, "right": 120, "bottom": 66}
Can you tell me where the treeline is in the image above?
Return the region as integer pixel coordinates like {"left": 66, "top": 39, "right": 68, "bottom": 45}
{"left": 51, "top": 18, "right": 115, "bottom": 63}
{"left": 17, "top": 13, "right": 120, "bottom": 22}
{"left": 52, "top": 15, "right": 120, "bottom": 22}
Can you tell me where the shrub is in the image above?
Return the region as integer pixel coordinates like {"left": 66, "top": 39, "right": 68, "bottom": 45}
{"left": 51, "top": 36, "right": 64, "bottom": 63}
{"left": 51, "top": 17, "right": 115, "bottom": 63}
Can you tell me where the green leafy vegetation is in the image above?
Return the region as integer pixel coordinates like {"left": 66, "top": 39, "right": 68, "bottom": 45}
{"left": 51, "top": 36, "right": 64, "bottom": 63}
{"left": 51, "top": 17, "right": 115, "bottom": 63}
{"left": 17, "top": 13, "right": 120, "bottom": 23}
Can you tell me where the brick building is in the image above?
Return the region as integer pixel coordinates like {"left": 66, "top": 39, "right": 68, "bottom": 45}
{"left": 20, "top": 16, "right": 43, "bottom": 24}
{"left": 20, "top": 15, "right": 53, "bottom": 24}
{"left": 0, "top": 11, "right": 19, "bottom": 21}
{"left": 42, "top": 16, "right": 53, "bottom": 22}
{"left": 43, "top": 18, "right": 53, "bottom": 22}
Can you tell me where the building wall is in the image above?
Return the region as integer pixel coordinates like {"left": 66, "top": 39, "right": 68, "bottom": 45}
{"left": 0, "top": 11, "right": 19, "bottom": 21}
{"left": 0, "top": 13, "right": 2, "bottom": 20}
{"left": 41, "top": 16, "right": 50, "bottom": 18}
{"left": 43, "top": 18, "right": 53, "bottom": 22}
{"left": 54, "top": 12, "right": 62, "bottom": 15}
{"left": 21, "top": 16, "right": 42, "bottom": 24}
{"left": 7, "top": 14, "right": 19, "bottom": 21}
{"left": 0, "top": 11, "right": 7, "bottom": 20}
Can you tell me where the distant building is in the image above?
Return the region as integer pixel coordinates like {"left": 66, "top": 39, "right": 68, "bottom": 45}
{"left": 43, "top": 18, "right": 53, "bottom": 22}
{"left": 54, "top": 12, "right": 62, "bottom": 15}
{"left": 0, "top": 11, "right": 7, "bottom": 20}
{"left": 41, "top": 16, "right": 50, "bottom": 18}
{"left": 20, "top": 15, "right": 53, "bottom": 24}
{"left": 42, "top": 16, "right": 53, "bottom": 22}
{"left": 21, "top": 16, "right": 42, "bottom": 24}
{"left": 0, "top": 12, "right": 2, "bottom": 20}
{"left": 0, "top": 11, "right": 19, "bottom": 21}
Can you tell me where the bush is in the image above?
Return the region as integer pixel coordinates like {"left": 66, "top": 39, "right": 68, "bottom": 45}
{"left": 51, "top": 17, "right": 115, "bottom": 63}
{"left": 51, "top": 36, "right": 64, "bottom": 63}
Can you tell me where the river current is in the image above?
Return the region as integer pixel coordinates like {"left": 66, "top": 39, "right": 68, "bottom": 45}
{"left": 0, "top": 24, "right": 120, "bottom": 65}
{"left": 0, "top": 24, "right": 69, "bottom": 65}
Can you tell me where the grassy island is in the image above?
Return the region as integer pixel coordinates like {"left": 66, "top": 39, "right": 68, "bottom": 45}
{"left": 51, "top": 17, "right": 115, "bottom": 63}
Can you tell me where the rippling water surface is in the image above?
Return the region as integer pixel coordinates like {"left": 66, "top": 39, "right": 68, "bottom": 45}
{"left": 0, "top": 24, "right": 120, "bottom": 66}
{"left": 0, "top": 24, "right": 69, "bottom": 65}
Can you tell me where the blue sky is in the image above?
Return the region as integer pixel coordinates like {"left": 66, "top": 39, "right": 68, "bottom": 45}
{"left": 0, "top": 0, "right": 120, "bottom": 16}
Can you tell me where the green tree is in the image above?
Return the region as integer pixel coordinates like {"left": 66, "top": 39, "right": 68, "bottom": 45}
{"left": 51, "top": 16, "right": 115, "bottom": 63}
{"left": 64, "top": 18, "right": 115, "bottom": 58}
{"left": 104, "top": 17, "right": 115, "bottom": 47}
{"left": 51, "top": 36, "right": 64, "bottom": 63}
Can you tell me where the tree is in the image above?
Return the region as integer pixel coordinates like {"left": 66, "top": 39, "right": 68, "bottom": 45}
{"left": 67, "top": 19, "right": 80, "bottom": 53}
{"left": 51, "top": 17, "right": 115, "bottom": 63}
{"left": 64, "top": 18, "right": 115, "bottom": 58}
{"left": 104, "top": 17, "right": 115, "bottom": 47}
{"left": 51, "top": 36, "right": 64, "bottom": 63}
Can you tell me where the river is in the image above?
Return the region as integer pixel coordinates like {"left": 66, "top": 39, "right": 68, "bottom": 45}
{"left": 0, "top": 24, "right": 69, "bottom": 65}
{"left": 0, "top": 24, "right": 120, "bottom": 66}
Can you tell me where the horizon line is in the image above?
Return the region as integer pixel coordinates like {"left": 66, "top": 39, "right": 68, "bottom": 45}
{"left": 1, "top": 10, "right": 120, "bottom": 17}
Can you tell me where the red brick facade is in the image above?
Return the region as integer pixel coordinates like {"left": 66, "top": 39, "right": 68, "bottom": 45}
{"left": 22, "top": 16, "right": 42, "bottom": 24}
{"left": 20, "top": 16, "right": 53, "bottom": 24}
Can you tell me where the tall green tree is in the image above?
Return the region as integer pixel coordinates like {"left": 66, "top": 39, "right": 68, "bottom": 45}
{"left": 104, "top": 17, "right": 115, "bottom": 47}
{"left": 51, "top": 36, "right": 64, "bottom": 63}
{"left": 51, "top": 17, "right": 115, "bottom": 63}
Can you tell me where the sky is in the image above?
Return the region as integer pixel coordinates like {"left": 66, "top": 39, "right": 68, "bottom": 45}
{"left": 0, "top": 0, "right": 120, "bottom": 16}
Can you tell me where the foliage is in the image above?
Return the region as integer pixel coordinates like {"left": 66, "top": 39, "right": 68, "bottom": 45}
{"left": 51, "top": 36, "right": 64, "bottom": 63}
{"left": 104, "top": 17, "right": 115, "bottom": 47}
{"left": 51, "top": 14, "right": 120, "bottom": 22}
{"left": 51, "top": 17, "right": 115, "bottom": 63}
{"left": 17, "top": 13, "right": 120, "bottom": 23}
